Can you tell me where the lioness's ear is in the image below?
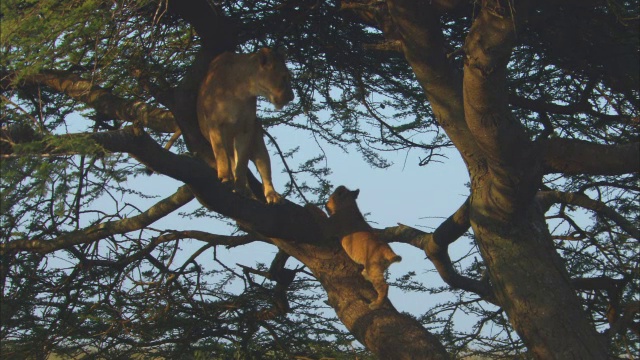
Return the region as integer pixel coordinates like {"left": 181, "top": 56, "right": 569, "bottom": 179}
{"left": 258, "top": 48, "right": 271, "bottom": 67}
{"left": 351, "top": 189, "right": 360, "bottom": 199}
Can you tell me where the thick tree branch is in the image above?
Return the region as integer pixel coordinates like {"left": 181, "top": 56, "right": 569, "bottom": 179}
{"left": 378, "top": 198, "right": 496, "bottom": 302}
{"left": 3, "top": 70, "right": 178, "bottom": 133}
{"left": 541, "top": 138, "right": 640, "bottom": 176}
{"left": 380, "top": 0, "right": 481, "bottom": 165}
{"left": 167, "top": 0, "right": 235, "bottom": 53}
{"left": 462, "top": 1, "right": 534, "bottom": 168}
{"left": 509, "top": 93, "right": 589, "bottom": 116}
{"left": 0, "top": 185, "right": 194, "bottom": 254}
{"left": 163, "top": 0, "right": 236, "bottom": 166}
{"left": 86, "top": 127, "right": 325, "bottom": 243}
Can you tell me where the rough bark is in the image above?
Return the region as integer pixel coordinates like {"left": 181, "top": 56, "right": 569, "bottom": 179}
{"left": 273, "top": 239, "right": 450, "bottom": 360}
{"left": 470, "top": 185, "right": 609, "bottom": 359}
{"left": 376, "top": 1, "right": 613, "bottom": 358}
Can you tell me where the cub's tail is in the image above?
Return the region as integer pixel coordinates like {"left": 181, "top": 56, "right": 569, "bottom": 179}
{"left": 383, "top": 249, "right": 402, "bottom": 266}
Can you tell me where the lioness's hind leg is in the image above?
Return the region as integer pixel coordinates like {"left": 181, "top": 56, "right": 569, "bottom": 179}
{"left": 208, "top": 127, "right": 233, "bottom": 183}
{"left": 251, "top": 122, "right": 282, "bottom": 204}
{"left": 233, "top": 126, "right": 256, "bottom": 199}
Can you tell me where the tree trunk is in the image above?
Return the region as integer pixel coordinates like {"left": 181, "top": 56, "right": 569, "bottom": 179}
{"left": 273, "top": 239, "right": 450, "bottom": 360}
{"left": 470, "top": 184, "right": 609, "bottom": 359}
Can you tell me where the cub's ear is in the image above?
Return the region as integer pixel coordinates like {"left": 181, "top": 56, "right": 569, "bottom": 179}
{"left": 350, "top": 189, "right": 360, "bottom": 199}
{"left": 258, "top": 48, "right": 271, "bottom": 67}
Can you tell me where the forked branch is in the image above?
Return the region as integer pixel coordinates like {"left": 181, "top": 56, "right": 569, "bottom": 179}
{"left": 378, "top": 197, "right": 496, "bottom": 303}
{"left": 1, "top": 185, "right": 194, "bottom": 254}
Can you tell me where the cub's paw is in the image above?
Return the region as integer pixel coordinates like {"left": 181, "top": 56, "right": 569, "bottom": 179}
{"left": 368, "top": 301, "right": 383, "bottom": 310}
{"left": 265, "top": 190, "right": 283, "bottom": 204}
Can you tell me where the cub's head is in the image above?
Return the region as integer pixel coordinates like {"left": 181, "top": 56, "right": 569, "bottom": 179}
{"left": 326, "top": 185, "right": 360, "bottom": 216}
{"left": 256, "top": 48, "right": 295, "bottom": 109}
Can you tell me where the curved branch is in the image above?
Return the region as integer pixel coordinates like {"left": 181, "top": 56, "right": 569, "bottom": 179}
{"left": 3, "top": 70, "right": 178, "bottom": 133}
{"left": 381, "top": 0, "right": 481, "bottom": 165}
{"left": 378, "top": 198, "right": 496, "bottom": 302}
{"left": 1, "top": 185, "right": 194, "bottom": 254}
{"left": 537, "top": 190, "right": 639, "bottom": 239}
{"left": 541, "top": 138, "right": 640, "bottom": 175}
{"left": 92, "top": 127, "right": 327, "bottom": 243}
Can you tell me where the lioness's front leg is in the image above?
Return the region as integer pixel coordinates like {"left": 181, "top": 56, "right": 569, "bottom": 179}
{"left": 251, "top": 122, "right": 282, "bottom": 204}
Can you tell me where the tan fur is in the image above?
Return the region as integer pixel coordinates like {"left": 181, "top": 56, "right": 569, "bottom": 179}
{"left": 197, "top": 48, "right": 294, "bottom": 203}
{"left": 326, "top": 186, "right": 402, "bottom": 309}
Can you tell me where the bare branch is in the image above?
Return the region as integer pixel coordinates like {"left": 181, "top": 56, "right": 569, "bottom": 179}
{"left": 537, "top": 190, "right": 639, "bottom": 239}
{"left": 84, "top": 126, "right": 326, "bottom": 244}
{"left": 1, "top": 185, "right": 194, "bottom": 254}
{"left": 3, "top": 70, "right": 178, "bottom": 133}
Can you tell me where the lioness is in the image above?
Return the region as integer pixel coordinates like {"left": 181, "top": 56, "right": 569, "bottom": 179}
{"left": 197, "top": 48, "right": 294, "bottom": 204}
{"left": 324, "top": 186, "right": 402, "bottom": 310}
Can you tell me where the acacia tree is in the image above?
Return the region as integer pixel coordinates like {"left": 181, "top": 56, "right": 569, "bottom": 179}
{"left": 1, "top": 1, "right": 638, "bottom": 359}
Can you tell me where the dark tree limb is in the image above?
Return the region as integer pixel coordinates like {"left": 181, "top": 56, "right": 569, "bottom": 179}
{"left": 92, "top": 127, "right": 325, "bottom": 243}
{"left": 462, "top": 0, "right": 535, "bottom": 169}
{"left": 541, "top": 138, "right": 640, "bottom": 176}
{"left": 2, "top": 70, "right": 178, "bottom": 133}
{"left": 380, "top": 0, "right": 481, "bottom": 165}
{"left": 378, "top": 198, "right": 496, "bottom": 303}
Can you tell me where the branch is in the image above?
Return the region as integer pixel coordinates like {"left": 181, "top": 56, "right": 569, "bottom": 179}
{"left": 166, "top": 0, "right": 235, "bottom": 53}
{"left": 537, "top": 190, "right": 640, "bottom": 239}
{"left": 89, "top": 127, "right": 325, "bottom": 243}
{"left": 381, "top": 0, "right": 481, "bottom": 165}
{"left": 163, "top": 0, "right": 235, "bottom": 164}
{"left": 462, "top": 1, "right": 534, "bottom": 168}
{"left": 541, "top": 138, "right": 640, "bottom": 175}
{"left": 1, "top": 185, "right": 194, "bottom": 254}
{"left": 609, "top": 301, "right": 640, "bottom": 337}
{"left": 3, "top": 70, "right": 178, "bottom": 133}
{"left": 509, "top": 94, "right": 595, "bottom": 116}
{"left": 377, "top": 198, "right": 496, "bottom": 302}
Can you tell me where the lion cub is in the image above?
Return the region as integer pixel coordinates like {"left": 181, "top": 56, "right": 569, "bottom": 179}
{"left": 325, "top": 186, "right": 402, "bottom": 310}
{"left": 197, "top": 48, "right": 294, "bottom": 204}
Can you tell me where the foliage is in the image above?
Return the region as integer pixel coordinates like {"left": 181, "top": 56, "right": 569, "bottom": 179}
{"left": 1, "top": 0, "right": 638, "bottom": 359}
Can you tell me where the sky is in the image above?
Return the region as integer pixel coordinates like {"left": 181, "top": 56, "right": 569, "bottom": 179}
{"left": 124, "top": 114, "right": 481, "bottom": 330}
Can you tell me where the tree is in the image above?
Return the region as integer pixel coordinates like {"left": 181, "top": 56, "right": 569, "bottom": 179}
{"left": 1, "top": 0, "right": 638, "bottom": 359}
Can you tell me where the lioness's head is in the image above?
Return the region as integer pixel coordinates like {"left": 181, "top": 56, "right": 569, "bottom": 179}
{"left": 326, "top": 185, "right": 360, "bottom": 215}
{"left": 256, "top": 48, "right": 295, "bottom": 109}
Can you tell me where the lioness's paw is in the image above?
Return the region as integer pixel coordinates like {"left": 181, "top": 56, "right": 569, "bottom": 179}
{"left": 265, "top": 190, "right": 283, "bottom": 204}
{"left": 219, "top": 177, "right": 234, "bottom": 186}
